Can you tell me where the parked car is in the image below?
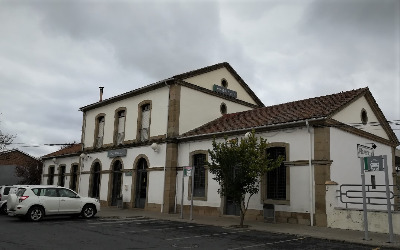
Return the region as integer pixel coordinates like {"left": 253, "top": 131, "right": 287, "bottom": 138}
{"left": 7, "top": 186, "right": 100, "bottom": 222}
{"left": 0, "top": 185, "right": 12, "bottom": 214}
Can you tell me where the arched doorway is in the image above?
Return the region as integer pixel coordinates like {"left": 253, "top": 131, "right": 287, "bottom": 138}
{"left": 135, "top": 158, "right": 148, "bottom": 208}
{"left": 111, "top": 160, "right": 123, "bottom": 206}
{"left": 90, "top": 162, "right": 101, "bottom": 199}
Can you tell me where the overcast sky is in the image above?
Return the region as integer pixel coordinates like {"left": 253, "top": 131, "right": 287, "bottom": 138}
{"left": 0, "top": 0, "right": 399, "bottom": 158}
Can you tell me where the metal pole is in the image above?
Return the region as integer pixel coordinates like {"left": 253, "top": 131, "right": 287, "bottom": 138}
{"left": 383, "top": 155, "right": 394, "bottom": 242}
{"left": 180, "top": 172, "right": 184, "bottom": 219}
{"left": 306, "top": 120, "right": 314, "bottom": 226}
{"left": 190, "top": 166, "right": 195, "bottom": 221}
{"left": 360, "top": 157, "right": 369, "bottom": 240}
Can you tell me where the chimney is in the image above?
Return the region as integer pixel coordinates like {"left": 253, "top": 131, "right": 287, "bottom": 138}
{"left": 99, "top": 87, "right": 104, "bottom": 102}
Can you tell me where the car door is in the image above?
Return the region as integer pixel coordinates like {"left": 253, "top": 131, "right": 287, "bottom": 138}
{"left": 57, "top": 188, "right": 82, "bottom": 214}
{"left": 40, "top": 188, "right": 60, "bottom": 214}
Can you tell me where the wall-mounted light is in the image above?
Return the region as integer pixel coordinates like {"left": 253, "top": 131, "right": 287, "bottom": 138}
{"left": 80, "top": 153, "right": 91, "bottom": 161}
{"left": 244, "top": 132, "right": 252, "bottom": 139}
{"left": 151, "top": 142, "right": 159, "bottom": 152}
{"left": 52, "top": 158, "right": 58, "bottom": 164}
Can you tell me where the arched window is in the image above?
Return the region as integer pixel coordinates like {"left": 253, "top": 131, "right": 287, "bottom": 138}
{"left": 110, "top": 160, "right": 122, "bottom": 206}
{"left": 137, "top": 101, "right": 151, "bottom": 142}
{"left": 95, "top": 115, "right": 105, "bottom": 148}
{"left": 115, "top": 109, "right": 126, "bottom": 145}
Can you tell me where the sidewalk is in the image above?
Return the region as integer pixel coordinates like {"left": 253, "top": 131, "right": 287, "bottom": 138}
{"left": 97, "top": 207, "right": 400, "bottom": 249}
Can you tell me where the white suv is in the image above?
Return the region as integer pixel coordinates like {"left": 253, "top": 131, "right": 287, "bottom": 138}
{"left": 0, "top": 185, "right": 12, "bottom": 214}
{"left": 7, "top": 186, "right": 100, "bottom": 221}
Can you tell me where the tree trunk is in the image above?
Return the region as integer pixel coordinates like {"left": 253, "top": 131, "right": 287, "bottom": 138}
{"left": 239, "top": 212, "right": 245, "bottom": 227}
{"left": 239, "top": 199, "right": 246, "bottom": 227}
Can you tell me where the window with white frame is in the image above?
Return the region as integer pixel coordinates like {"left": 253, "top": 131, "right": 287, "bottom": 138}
{"left": 116, "top": 110, "right": 125, "bottom": 145}
{"left": 140, "top": 104, "right": 150, "bottom": 141}
{"left": 96, "top": 116, "right": 105, "bottom": 148}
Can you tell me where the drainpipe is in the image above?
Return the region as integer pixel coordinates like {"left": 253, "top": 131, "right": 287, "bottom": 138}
{"left": 161, "top": 80, "right": 170, "bottom": 213}
{"left": 306, "top": 120, "right": 314, "bottom": 226}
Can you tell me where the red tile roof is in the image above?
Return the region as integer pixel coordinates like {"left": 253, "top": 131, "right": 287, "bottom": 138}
{"left": 42, "top": 144, "right": 82, "bottom": 159}
{"left": 181, "top": 88, "right": 368, "bottom": 137}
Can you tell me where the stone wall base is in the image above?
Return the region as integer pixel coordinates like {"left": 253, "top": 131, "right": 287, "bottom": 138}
{"left": 275, "top": 211, "right": 311, "bottom": 226}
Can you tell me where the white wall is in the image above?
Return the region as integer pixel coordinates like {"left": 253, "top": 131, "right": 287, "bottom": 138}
{"left": 83, "top": 86, "right": 170, "bottom": 149}
{"left": 183, "top": 67, "right": 258, "bottom": 105}
{"left": 177, "top": 127, "right": 313, "bottom": 213}
{"left": 42, "top": 156, "right": 80, "bottom": 189}
{"left": 332, "top": 96, "right": 389, "bottom": 140}
{"left": 78, "top": 143, "right": 166, "bottom": 204}
{"left": 330, "top": 128, "right": 394, "bottom": 210}
{"left": 326, "top": 184, "right": 399, "bottom": 234}
{"left": 179, "top": 86, "right": 253, "bottom": 135}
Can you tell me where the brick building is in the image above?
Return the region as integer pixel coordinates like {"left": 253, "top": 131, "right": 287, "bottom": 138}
{"left": 0, "top": 149, "right": 42, "bottom": 185}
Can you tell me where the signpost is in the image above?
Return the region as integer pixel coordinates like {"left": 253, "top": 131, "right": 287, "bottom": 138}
{"left": 181, "top": 166, "right": 194, "bottom": 220}
{"left": 357, "top": 144, "right": 374, "bottom": 241}
{"left": 357, "top": 144, "right": 393, "bottom": 242}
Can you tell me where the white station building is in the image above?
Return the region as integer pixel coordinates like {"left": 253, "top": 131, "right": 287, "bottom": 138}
{"left": 42, "top": 62, "right": 399, "bottom": 232}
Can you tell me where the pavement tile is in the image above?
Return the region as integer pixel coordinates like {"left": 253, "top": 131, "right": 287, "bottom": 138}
{"left": 97, "top": 207, "right": 400, "bottom": 249}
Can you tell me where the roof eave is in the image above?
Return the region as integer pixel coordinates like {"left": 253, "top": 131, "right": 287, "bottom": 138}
{"left": 178, "top": 117, "right": 327, "bottom": 142}
{"left": 79, "top": 78, "right": 174, "bottom": 112}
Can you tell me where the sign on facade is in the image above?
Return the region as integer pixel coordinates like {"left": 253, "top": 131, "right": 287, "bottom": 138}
{"left": 108, "top": 149, "right": 127, "bottom": 158}
{"left": 364, "top": 156, "right": 384, "bottom": 171}
{"left": 212, "top": 84, "right": 237, "bottom": 98}
{"left": 357, "top": 144, "right": 374, "bottom": 158}
{"left": 184, "top": 166, "right": 192, "bottom": 177}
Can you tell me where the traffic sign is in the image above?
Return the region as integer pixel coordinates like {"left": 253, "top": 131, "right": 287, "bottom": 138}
{"left": 357, "top": 144, "right": 374, "bottom": 158}
{"left": 364, "top": 156, "right": 384, "bottom": 171}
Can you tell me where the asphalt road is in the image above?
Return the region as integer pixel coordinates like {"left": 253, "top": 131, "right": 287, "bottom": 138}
{"left": 0, "top": 215, "right": 395, "bottom": 250}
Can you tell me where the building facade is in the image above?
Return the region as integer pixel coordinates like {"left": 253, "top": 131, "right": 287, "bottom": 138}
{"left": 42, "top": 62, "right": 399, "bottom": 229}
{"left": 0, "top": 149, "right": 42, "bottom": 185}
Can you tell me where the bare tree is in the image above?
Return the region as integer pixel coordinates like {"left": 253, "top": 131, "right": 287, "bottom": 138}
{"left": 0, "top": 115, "right": 16, "bottom": 151}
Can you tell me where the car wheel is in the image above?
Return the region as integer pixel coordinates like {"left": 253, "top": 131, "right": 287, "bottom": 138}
{"left": 1, "top": 203, "right": 7, "bottom": 215}
{"left": 27, "top": 206, "right": 44, "bottom": 222}
{"left": 81, "top": 204, "right": 96, "bottom": 219}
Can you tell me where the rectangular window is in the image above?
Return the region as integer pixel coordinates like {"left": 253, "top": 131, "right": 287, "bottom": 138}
{"left": 70, "top": 165, "right": 78, "bottom": 192}
{"left": 117, "top": 111, "right": 125, "bottom": 144}
{"left": 58, "top": 166, "right": 66, "bottom": 187}
{"left": 193, "top": 154, "right": 206, "bottom": 197}
{"left": 96, "top": 116, "right": 105, "bottom": 148}
{"left": 48, "top": 167, "right": 55, "bottom": 185}
{"left": 140, "top": 104, "right": 150, "bottom": 141}
{"left": 266, "top": 147, "right": 286, "bottom": 200}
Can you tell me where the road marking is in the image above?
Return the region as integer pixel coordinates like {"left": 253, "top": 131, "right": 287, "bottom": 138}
{"left": 228, "top": 237, "right": 307, "bottom": 249}
{"left": 124, "top": 224, "right": 206, "bottom": 233}
{"left": 166, "top": 230, "right": 250, "bottom": 241}
{"left": 88, "top": 218, "right": 157, "bottom": 225}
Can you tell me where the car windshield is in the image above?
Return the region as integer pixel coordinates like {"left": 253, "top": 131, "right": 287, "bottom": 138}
{"left": 16, "top": 188, "right": 26, "bottom": 196}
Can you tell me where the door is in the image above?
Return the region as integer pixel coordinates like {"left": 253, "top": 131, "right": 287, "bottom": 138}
{"left": 58, "top": 188, "right": 81, "bottom": 213}
{"left": 225, "top": 196, "right": 240, "bottom": 216}
{"left": 111, "top": 161, "right": 122, "bottom": 206}
{"left": 40, "top": 188, "right": 60, "bottom": 214}
{"left": 91, "top": 163, "right": 101, "bottom": 198}
{"left": 135, "top": 158, "right": 147, "bottom": 208}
